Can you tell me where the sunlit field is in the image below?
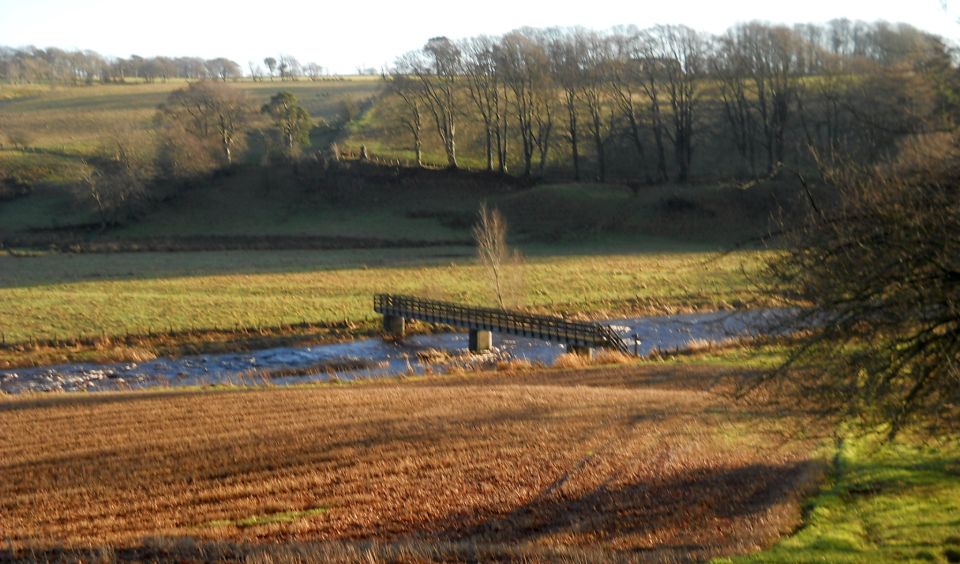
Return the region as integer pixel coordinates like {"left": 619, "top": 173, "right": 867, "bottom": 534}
{"left": 0, "top": 79, "right": 380, "bottom": 154}
{"left": 0, "top": 363, "right": 825, "bottom": 560}
{"left": 0, "top": 248, "right": 768, "bottom": 366}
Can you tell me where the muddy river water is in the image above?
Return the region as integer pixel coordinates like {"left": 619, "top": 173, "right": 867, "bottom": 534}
{"left": 0, "top": 309, "right": 793, "bottom": 394}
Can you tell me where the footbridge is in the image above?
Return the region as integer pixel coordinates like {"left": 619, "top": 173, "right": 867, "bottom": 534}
{"left": 374, "top": 294, "right": 630, "bottom": 356}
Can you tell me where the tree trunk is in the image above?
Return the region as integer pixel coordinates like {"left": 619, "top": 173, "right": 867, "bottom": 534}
{"left": 651, "top": 113, "right": 667, "bottom": 182}
{"left": 495, "top": 126, "right": 506, "bottom": 173}
{"left": 446, "top": 131, "right": 458, "bottom": 169}
{"left": 627, "top": 113, "right": 645, "bottom": 177}
{"left": 593, "top": 119, "right": 605, "bottom": 183}
{"left": 570, "top": 125, "right": 581, "bottom": 181}
{"left": 565, "top": 91, "right": 580, "bottom": 181}
{"left": 674, "top": 132, "right": 688, "bottom": 182}
{"left": 485, "top": 127, "right": 493, "bottom": 172}
{"left": 522, "top": 130, "right": 533, "bottom": 177}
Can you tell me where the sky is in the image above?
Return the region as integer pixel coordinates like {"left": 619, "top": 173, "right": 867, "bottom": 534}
{"left": 1, "top": 0, "right": 958, "bottom": 74}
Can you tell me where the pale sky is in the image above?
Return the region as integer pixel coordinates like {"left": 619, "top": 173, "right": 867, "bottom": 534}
{"left": 1, "top": 0, "right": 958, "bottom": 73}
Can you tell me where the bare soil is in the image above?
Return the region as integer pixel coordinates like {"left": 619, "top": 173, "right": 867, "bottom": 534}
{"left": 0, "top": 363, "right": 825, "bottom": 561}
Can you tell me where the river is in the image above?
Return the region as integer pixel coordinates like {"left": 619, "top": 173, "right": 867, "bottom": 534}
{"left": 0, "top": 309, "right": 792, "bottom": 394}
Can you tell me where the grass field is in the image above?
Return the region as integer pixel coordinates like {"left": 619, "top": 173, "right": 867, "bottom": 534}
{"left": 0, "top": 79, "right": 380, "bottom": 158}
{"left": 0, "top": 362, "right": 826, "bottom": 560}
{"left": 0, "top": 247, "right": 767, "bottom": 366}
{"left": 732, "top": 434, "right": 960, "bottom": 563}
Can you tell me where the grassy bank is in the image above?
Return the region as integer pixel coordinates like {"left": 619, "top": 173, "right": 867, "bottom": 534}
{"left": 731, "top": 434, "right": 960, "bottom": 563}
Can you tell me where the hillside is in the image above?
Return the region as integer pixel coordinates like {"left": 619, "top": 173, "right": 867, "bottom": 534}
{"left": 0, "top": 77, "right": 834, "bottom": 252}
{"left": 1, "top": 159, "right": 812, "bottom": 250}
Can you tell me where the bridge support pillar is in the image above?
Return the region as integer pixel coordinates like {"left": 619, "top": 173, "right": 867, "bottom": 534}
{"left": 567, "top": 344, "right": 594, "bottom": 359}
{"left": 469, "top": 329, "right": 493, "bottom": 353}
{"left": 383, "top": 315, "right": 405, "bottom": 338}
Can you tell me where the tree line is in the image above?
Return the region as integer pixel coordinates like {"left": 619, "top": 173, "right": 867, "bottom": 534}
{"left": 0, "top": 47, "right": 329, "bottom": 84}
{"left": 384, "top": 20, "right": 957, "bottom": 182}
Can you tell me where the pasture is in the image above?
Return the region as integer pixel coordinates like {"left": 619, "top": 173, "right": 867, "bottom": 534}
{"left": 0, "top": 247, "right": 767, "bottom": 367}
{"left": 0, "top": 79, "right": 380, "bottom": 157}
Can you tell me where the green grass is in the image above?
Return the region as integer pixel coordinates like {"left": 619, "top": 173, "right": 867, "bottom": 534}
{"left": 36, "top": 172, "right": 771, "bottom": 247}
{"left": 0, "top": 248, "right": 767, "bottom": 344}
{"left": 727, "top": 434, "right": 960, "bottom": 563}
{"left": 111, "top": 167, "right": 477, "bottom": 240}
{"left": 206, "top": 507, "right": 327, "bottom": 529}
{"left": 662, "top": 342, "right": 792, "bottom": 369}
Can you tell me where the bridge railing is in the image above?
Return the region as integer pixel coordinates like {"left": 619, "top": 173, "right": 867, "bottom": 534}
{"left": 374, "top": 294, "right": 630, "bottom": 353}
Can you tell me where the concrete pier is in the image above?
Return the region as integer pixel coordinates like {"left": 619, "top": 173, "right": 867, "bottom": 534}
{"left": 383, "top": 315, "right": 405, "bottom": 338}
{"left": 567, "top": 344, "right": 594, "bottom": 359}
{"left": 469, "top": 329, "right": 493, "bottom": 353}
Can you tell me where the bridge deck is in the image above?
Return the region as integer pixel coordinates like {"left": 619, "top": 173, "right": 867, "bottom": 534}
{"left": 374, "top": 294, "right": 629, "bottom": 353}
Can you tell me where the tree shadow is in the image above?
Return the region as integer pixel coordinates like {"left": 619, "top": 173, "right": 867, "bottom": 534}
{"left": 422, "top": 459, "right": 825, "bottom": 559}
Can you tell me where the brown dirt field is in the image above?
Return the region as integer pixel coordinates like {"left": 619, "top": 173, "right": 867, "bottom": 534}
{"left": 0, "top": 364, "right": 826, "bottom": 562}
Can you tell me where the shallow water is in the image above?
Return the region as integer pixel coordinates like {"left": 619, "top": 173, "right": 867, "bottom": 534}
{"left": 0, "top": 309, "right": 792, "bottom": 394}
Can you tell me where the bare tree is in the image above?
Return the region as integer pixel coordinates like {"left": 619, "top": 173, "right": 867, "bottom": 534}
{"left": 74, "top": 128, "right": 154, "bottom": 229}
{"left": 714, "top": 29, "right": 759, "bottom": 176}
{"left": 157, "top": 81, "right": 251, "bottom": 166}
{"left": 473, "top": 203, "right": 510, "bottom": 309}
{"left": 637, "top": 31, "right": 671, "bottom": 182}
{"left": 304, "top": 62, "right": 323, "bottom": 81}
{"left": 498, "top": 30, "right": 551, "bottom": 177}
{"left": 765, "top": 136, "right": 960, "bottom": 438}
{"left": 75, "top": 163, "right": 109, "bottom": 229}
{"left": 461, "top": 36, "right": 505, "bottom": 172}
{"left": 549, "top": 30, "right": 585, "bottom": 181}
{"left": 384, "top": 64, "right": 425, "bottom": 167}
{"left": 528, "top": 32, "right": 556, "bottom": 176}
{"left": 248, "top": 61, "right": 264, "bottom": 82}
{"left": 608, "top": 27, "right": 649, "bottom": 181}
{"left": 264, "top": 57, "right": 277, "bottom": 80}
{"left": 156, "top": 120, "right": 219, "bottom": 178}
{"left": 206, "top": 58, "right": 242, "bottom": 81}
{"left": 648, "top": 25, "right": 708, "bottom": 182}
{"left": 732, "top": 23, "right": 802, "bottom": 172}
{"left": 410, "top": 37, "right": 461, "bottom": 168}
{"left": 578, "top": 31, "right": 614, "bottom": 182}
{"left": 279, "top": 55, "right": 302, "bottom": 80}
